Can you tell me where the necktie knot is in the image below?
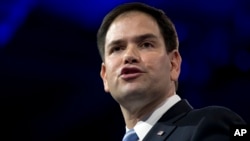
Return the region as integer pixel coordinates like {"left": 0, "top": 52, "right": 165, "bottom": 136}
{"left": 122, "top": 129, "right": 139, "bottom": 141}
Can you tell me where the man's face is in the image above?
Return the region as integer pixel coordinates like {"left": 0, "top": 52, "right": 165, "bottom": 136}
{"left": 100, "top": 11, "right": 181, "bottom": 104}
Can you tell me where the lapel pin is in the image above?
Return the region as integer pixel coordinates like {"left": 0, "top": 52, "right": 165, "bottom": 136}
{"left": 157, "top": 130, "right": 165, "bottom": 136}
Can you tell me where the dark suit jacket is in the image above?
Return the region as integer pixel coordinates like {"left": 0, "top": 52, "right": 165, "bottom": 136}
{"left": 143, "top": 99, "right": 246, "bottom": 141}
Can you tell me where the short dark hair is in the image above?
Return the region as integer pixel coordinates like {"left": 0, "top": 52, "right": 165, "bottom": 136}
{"left": 97, "top": 2, "right": 179, "bottom": 61}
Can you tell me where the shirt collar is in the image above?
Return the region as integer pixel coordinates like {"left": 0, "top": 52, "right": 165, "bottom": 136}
{"left": 130, "top": 94, "right": 181, "bottom": 140}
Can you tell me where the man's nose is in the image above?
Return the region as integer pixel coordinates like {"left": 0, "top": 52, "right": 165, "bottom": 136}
{"left": 123, "top": 46, "right": 140, "bottom": 64}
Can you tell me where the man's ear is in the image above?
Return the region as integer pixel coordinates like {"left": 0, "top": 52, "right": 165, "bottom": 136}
{"left": 169, "top": 50, "right": 182, "bottom": 81}
{"left": 100, "top": 62, "right": 110, "bottom": 93}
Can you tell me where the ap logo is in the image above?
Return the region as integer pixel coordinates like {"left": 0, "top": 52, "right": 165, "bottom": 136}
{"left": 231, "top": 125, "right": 249, "bottom": 141}
{"left": 234, "top": 129, "right": 247, "bottom": 136}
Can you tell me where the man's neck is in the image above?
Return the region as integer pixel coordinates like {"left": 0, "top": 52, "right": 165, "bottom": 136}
{"left": 121, "top": 91, "right": 176, "bottom": 129}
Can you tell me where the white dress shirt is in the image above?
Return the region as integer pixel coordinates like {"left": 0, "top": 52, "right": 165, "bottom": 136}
{"left": 125, "top": 94, "right": 181, "bottom": 141}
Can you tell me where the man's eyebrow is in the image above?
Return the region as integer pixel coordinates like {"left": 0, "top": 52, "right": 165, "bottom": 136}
{"left": 106, "top": 33, "right": 158, "bottom": 48}
{"left": 107, "top": 40, "right": 125, "bottom": 49}
{"left": 133, "top": 33, "right": 158, "bottom": 43}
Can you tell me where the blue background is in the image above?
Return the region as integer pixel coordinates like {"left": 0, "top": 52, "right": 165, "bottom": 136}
{"left": 1, "top": 0, "right": 249, "bottom": 140}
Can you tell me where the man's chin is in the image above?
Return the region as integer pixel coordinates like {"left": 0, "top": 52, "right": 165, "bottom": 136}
{"left": 120, "top": 88, "right": 145, "bottom": 99}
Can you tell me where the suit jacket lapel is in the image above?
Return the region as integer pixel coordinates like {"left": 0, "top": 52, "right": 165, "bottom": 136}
{"left": 143, "top": 99, "right": 193, "bottom": 141}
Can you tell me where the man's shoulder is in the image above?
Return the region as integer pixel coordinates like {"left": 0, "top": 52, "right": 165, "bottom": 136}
{"left": 160, "top": 99, "right": 246, "bottom": 125}
{"left": 182, "top": 105, "right": 246, "bottom": 125}
{"left": 145, "top": 104, "right": 246, "bottom": 141}
{"left": 192, "top": 105, "right": 234, "bottom": 115}
{"left": 190, "top": 105, "right": 238, "bottom": 117}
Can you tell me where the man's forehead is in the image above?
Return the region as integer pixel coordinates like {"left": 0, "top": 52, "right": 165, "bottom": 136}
{"left": 115, "top": 10, "right": 146, "bottom": 19}
{"left": 105, "top": 11, "right": 160, "bottom": 47}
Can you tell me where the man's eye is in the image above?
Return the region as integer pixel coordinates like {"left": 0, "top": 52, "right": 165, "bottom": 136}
{"left": 141, "top": 42, "right": 153, "bottom": 48}
{"left": 111, "top": 46, "right": 122, "bottom": 53}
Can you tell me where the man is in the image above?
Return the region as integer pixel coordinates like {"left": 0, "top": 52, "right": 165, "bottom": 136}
{"left": 96, "top": 2, "right": 246, "bottom": 141}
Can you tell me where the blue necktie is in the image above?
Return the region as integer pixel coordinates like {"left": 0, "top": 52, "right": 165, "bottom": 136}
{"left": 122, "top": 129, "right": 139, "bottom": 141}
